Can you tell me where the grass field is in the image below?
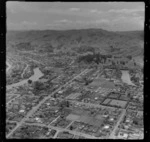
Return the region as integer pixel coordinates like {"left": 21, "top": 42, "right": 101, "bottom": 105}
{"left": 109, "top": 99, "right": 127, "bottom": 108}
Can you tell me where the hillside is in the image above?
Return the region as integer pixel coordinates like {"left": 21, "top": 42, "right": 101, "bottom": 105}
{"left": 6, "top": 29, "right": 144, "bottom": 64}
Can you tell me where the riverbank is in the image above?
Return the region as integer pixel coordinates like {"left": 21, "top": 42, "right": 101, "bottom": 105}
{"left": 121, "top": 70, "right": 135, "bottom": 86}
{"left": 7, "top": 68, "right": 44, "bottom": 90}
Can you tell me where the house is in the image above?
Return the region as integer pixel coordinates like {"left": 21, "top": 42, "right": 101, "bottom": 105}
{"left": 117, "top": 131, "right": 128, "bottom": 139}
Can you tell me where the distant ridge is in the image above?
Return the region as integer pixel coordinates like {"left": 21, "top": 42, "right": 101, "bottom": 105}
{"left": 7, "top": 28, "right": 143, "bottom": 33}
{"left": 7, "top": 28, "right": 144, "bottom": 59}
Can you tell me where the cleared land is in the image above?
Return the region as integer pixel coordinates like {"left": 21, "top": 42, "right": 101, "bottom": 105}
{"left": 109, "top": 99, "right": 127, "bottom": 108}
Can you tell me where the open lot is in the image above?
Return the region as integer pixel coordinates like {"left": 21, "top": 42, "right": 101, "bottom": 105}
{"left": 89, "top": 77, "right": 116, "bottom": 90}
{"left": 109, "top": 99, "right": 127, "bottom": 108}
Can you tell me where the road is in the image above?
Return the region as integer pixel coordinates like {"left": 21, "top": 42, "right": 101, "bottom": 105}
{"left": 23, "top": 122, "right": 97, "bottom": 139}
{"left": 109, "top": 109, "right": 126, "bottom": 139}
{"left": 18, "top": 50, "right": 47, "bottom": 57}
{"left": 7, "top": 94, "right": 20, "bottom": 105}
{"left": 8, "top": 54, "right": 46, "bottom": 66}
{"left": 7, "top": 67, "right": 127, "bottom": 139}
{"left": 6, "top": 68, "right": 89, "bottom": 138}
{"left": 68, "top": 99, "right": 124, "bottom": 111}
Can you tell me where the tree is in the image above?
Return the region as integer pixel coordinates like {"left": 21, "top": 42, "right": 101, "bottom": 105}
{"left": 84, "top": 78, "right": 92, "bottom": 86}
{"left": 59, "top": 104, "right": 64, "bottom": 112}
{"left": 122, "top": 61, "right": 125, "bottom": 65}
{"left": 112, "top": 61, "right": 115, "bottom": 67}
{"left": 134, "top": 62, "right": 136, "bottom": 66}
{"left": 70, "top": 125, "right": 73, "bottom": 130}
{"left": 53, "top": 93, "right": 57, "bottom": 98}
{"left": 127, "top": 55, "right": 132, "bottom": 60}
{"left": 28, "top": 79, "right": 32, "bottom": 84}
{"left": 83, "top": 77, "right": 88, "bottom": 84}
{"left": 127, "top": 93, "right": 131, "bottom": 98}
{"left": 66, "top": 100, "right": 70, "bottom": 107}
{"left": 59, "top": 100, "right": 69, "bottom": 110}
{"left": 34, "top": 81, "right": 44, "bottom": 91}
{"left": 133, "top": 120, "right": 138, "bottom": 125}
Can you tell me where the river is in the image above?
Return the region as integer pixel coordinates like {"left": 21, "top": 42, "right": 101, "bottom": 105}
{"left": 7, "top": 67, "right": 44, "bottom": 90}
{"left": 121, "top": 70, "right": 135, "bottom": 86}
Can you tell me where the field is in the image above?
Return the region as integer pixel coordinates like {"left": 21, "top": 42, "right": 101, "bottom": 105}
{"left": 109, "top": 99, "right": 127, "bottom": 108}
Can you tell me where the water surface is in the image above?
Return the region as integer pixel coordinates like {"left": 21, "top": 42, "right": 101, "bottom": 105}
{"left": 7, "top": 68, "right": 44, "bottom": 90}
{"left": 121, "top": 70, "right": 135, "bottom": 86}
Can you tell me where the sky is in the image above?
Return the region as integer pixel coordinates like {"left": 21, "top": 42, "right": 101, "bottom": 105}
{"left": 7, "top": 2, "right": 145, "bottom": 31}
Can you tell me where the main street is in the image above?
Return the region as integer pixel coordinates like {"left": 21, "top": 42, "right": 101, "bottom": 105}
{"left": 6, "top": 68, "right": 89, "bottom": 138}
{"left": 109, "top": 109, "right": 126, "bottom": 139}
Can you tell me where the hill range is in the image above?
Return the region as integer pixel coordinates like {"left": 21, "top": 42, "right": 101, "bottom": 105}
{"left": 6, "top": 28, "right": 144, "bottom": 66}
